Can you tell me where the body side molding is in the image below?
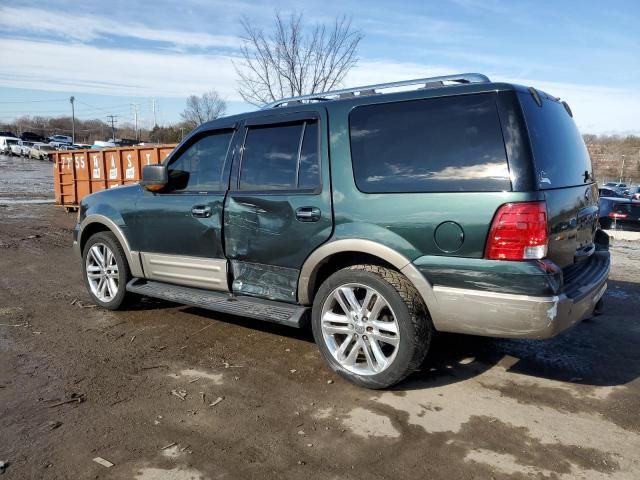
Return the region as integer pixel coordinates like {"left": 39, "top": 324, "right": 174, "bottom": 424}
{"left": 140, "top": 252, "right": 228, "bottom": 291}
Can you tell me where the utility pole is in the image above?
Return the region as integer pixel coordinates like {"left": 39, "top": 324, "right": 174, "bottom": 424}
{"left": 70, "top": 96, "right": 75, "bottom": 144}
{"left": 106, "top": 115, "right": 117, "bottom": 142}
{"left": 152, "top": 98, "right": 157, "bottom": 128}
{"left": 620, "top": 154, "right": 626, "bottom": 183}
{"left": 131, "top": 104, "right": 139, "bottom": 141}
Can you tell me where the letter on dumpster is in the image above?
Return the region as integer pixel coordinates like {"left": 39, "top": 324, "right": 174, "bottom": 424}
{"left": 92, "top": 155, "right": 101, "bottom": 178}
{"left": 109, "top": 154, "right": 117, "bottom": 180}
{"left": 125, "top": 153, "right": 135, "bottom": 180}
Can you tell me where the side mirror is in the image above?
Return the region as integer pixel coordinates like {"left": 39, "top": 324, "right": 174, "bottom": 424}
{"left": 141, "top": 164, "right": 168, "bottom": 192}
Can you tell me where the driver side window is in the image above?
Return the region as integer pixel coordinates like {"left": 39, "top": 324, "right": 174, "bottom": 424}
{"left": 167, "top": 130, "right": 234, "bottom": 192}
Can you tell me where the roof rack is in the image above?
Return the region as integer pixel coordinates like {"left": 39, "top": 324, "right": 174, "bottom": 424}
{"left": 262, "top": 73, "right": 490, "bottom": 109}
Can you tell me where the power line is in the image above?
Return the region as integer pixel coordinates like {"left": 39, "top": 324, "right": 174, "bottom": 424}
{"left": 0, "top": 98, "right": 68, "bottom": 104}
{"left": 76, "top": 100, "right": 134, "bottom": 114}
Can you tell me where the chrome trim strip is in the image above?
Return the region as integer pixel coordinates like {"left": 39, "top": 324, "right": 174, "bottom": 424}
{"left": 140, "top": 252, "right": 228, "bottom": 291}
{"left": 78, "top": 214, "right": 144, "bottom": 278}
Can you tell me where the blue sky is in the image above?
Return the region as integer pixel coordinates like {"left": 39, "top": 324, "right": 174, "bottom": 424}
{"left": 0, "top": 0, "right": 638, "bottom": 134}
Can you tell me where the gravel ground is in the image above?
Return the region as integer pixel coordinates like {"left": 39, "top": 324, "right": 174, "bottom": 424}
{"left": 1, "top": 155, "right": 639, "bottom": 479}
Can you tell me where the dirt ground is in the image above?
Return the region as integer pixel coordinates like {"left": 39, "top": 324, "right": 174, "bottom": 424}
{"left": 1, "top": 155, "right": 639, "bottom": 479}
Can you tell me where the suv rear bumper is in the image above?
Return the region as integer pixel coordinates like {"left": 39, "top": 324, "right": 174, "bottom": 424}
{"left": 428, "top": 250, "right": 610, "bottom": 339}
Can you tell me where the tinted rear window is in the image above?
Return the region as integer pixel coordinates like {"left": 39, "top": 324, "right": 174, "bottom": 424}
{"left": 239, "top": 120, "right": 320, "bottom": 191}
{"left": 519, "top": 92, "right": 592, "bottom": 190}
{"left": 349, "top": 94, "right": 510, "bottom": 193}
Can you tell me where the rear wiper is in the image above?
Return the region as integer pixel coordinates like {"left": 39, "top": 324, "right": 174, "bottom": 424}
{"left": 583, "top": 170, "right": 594, "bottom": 183}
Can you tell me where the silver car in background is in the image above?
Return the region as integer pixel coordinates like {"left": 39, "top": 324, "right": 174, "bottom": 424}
{"left": 29, "top": 142, "right": 56, "bottom": 161}
{"left": 10, "top": 140, "right": 35, "bottom": 157}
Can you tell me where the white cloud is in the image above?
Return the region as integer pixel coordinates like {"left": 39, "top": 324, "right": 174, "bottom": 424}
{"left": 0, "top": 6, "right": 240, "bottom": 49}
{"left": 0, "top": 37, "right": 637, "bottom": 134}
{"left": 0, "top": 38, "right": 240, "bottom": 98}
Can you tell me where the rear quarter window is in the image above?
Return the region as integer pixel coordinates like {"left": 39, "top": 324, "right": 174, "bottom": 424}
{"left": 519, "top": 92, "right": 592, "bottom": 189}
{"left": 349, "top": 93, "right": 511, "bottom": 193}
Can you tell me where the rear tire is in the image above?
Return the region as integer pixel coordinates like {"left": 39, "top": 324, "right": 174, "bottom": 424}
{"left": 82, "top": 231, "right": 131, "bottom": 310}
{"left": 312, "top": 264, "right": 432, "bottom": 389}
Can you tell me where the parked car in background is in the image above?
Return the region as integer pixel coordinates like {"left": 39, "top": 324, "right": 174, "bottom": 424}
{"left": 48, "top": 135, "right": 73, "bottom": 147}
{"left": 603, "top": 182, "right": 628, "bottom": 195}
{"left": 19, "top": 140, "right": 35, "bottom": 156}
{"left": 30, "top": 142, "right": 56, "bottom": 161}
{"left": 607, "top": 202, "right": 640, "bottom": 231}
{"left": 627, "top": 186, "right": 640, "bottom": 200}
{"left": 93, "top": 141, "right": 116, "bottom": 148}
{"left": 8, "top": 140, "right": 35, "bottom": 157}
{"left": 9, "top": 140, "right": 28, "bottom": 156}
{"left": 20, "top": 132, "right": 46, "bottom": 143}
{"left": 599, "top": 187, "right": 623, "bottom": 198}
{"left": 599, "top": 197, "right": 632, "bottom": 229}
{"left": 0, "top": 130, "right": 17, "bottom": 138}
{"left": 0, "top": 136, "right": 20, "bottom": 155}
{"left": 74, "top": 73, "right": 610, "bottom": 389}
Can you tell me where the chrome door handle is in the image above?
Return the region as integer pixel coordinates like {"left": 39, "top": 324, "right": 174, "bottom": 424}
{"left": 191, "top": 206, "right": 212, "bottom": 218}
{"left": 296, "top": 207, "right": 321, "bottom": 222}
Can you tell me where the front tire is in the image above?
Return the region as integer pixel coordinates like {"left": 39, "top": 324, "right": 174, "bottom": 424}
{"left": 312, "top": 265, "right": 432, "bottom": 389}
{"left": 82, "top": 231, "right": 131, "bottom": 310}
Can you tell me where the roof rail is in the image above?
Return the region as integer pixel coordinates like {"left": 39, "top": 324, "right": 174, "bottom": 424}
{"left": 262, "top": 73, "right": 490, "bottom": 109}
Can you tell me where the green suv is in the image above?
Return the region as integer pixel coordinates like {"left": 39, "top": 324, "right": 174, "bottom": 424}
{"left": 73, "top": 73, "right": 609, "bottom": 388}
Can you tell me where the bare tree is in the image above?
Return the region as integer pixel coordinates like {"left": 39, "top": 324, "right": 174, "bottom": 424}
{"left": 181, "top": 90, "right": 227, "bottom": 128}
{"left": 235, "top": 12, "right": 364, "bottom": 106}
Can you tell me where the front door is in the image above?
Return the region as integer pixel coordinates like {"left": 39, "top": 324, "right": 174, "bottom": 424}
{"left": 133, "top": 128, "right": 236, "bottom": 291}
{"left": 224, "top": 110, "right": 332, "bottom": 303}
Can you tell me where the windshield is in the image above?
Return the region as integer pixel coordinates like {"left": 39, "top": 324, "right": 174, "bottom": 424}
{"left": 519, "top": 91, "right": 593, "bottom": 190}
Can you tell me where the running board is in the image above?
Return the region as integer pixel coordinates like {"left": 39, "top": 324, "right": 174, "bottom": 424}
{"left": 126, "top": 279, "right": 308, "bottom": 328}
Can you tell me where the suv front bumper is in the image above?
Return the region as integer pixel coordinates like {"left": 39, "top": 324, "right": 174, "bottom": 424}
{"left": 428, "top": 250, "right": 610, "bottom": 339}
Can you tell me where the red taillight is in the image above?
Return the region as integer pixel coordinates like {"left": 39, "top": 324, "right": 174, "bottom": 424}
{"left": 608, "top": 212, "right": 627, "bottom": 219}
{"left": 485, "top": 202, "right": 548, "bottom": 261}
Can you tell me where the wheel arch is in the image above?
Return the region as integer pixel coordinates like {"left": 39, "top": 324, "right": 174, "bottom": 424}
{"left": 79, "top": 214, "right": 144, "bottom": 277}
{"left": 297, "top": 239, "right": 437, "bottom": 313}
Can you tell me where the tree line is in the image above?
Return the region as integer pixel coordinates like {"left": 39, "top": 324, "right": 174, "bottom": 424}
{"left": 587, "top": 135, "right": 640, "bottom": 185}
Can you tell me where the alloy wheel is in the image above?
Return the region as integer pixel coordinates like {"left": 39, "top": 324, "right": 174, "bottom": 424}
{"left": 85, "top": 243, "right": 119, "bottom": 302}
{"left": 321, "top": 283, "right": 400, "bottom": 376}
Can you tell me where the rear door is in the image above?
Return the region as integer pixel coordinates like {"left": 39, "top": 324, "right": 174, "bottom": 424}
{"left": 223, "top": 110, "right": 332, "bottom": 303}
{"left": 518, "top": 91, "right": 598, "bottom": 267}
